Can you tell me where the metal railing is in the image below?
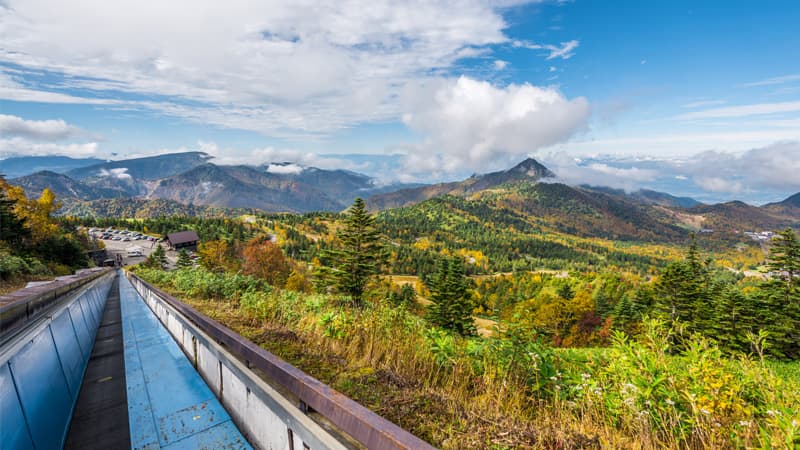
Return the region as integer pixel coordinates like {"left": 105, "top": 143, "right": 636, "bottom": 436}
{"left": 126, "top": 271, "right": 436, "bottom": 450}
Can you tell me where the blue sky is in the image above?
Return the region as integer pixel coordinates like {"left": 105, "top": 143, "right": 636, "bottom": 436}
{"left": 1, "top": 0, "right": 799, "bottom": 203}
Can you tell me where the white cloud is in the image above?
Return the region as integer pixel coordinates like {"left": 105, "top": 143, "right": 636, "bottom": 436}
{"left": 493, "top": 59, "right": 509, "bottom": 70}
{"left": 98, "top": 167, "right": 132, "bottom": 180}
{"left": 0, "top": 114, "right": 80, "bottom": 140}
{"left": 195, "top": 140, "right": 364, "bottom": 171}
{"left": 679, "top": 142, "right": 800, "bottom": 192}
{"left": 0, "top": 0, "right": 541, "bottom": 136}
{"left": 0, "top": 137, "right": 99, "bottom": 158}
{"left": 400, "top": 76, "right": 589, "bottom": 174}
{"left": 693, "top": 176, "right": 743, "bottom": 193}
{"left": 513, "top": 39, "right": 580, "bottom": 59}
{"left": 741, "top": 74, "right": 800, "bottom": 87}
{"left": 266, "top": 163, "right": 304, "bottom": 174}
{"left": 530, "top": 151, "right": 658, "bottom": 191}
{"left": 681, "top": 99, "right": 726, "bottom": 109}
{"left": 675, "top": 101, "right": 800, "bottom": 120}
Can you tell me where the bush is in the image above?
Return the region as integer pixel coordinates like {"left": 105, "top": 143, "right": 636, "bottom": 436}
{"left": 0, "top": 252, "right": 30, "bottom": 280}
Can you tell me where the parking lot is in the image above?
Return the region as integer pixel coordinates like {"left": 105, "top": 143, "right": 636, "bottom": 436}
{"left": 87, "top": 228, "right": 179, "bottom": 267}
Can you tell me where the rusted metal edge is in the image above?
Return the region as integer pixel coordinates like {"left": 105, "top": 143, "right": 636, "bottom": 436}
{"left": 0, "top": 268, "right": 113, "bottom": 340}
{"left": 126, "top": 272, "right": 437, "bottom": 450}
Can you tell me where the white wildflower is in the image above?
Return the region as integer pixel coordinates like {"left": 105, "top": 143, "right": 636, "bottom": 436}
{"left": 701, "top": 409, "right": 711, "bottom": 415}
{"left": 666, "top": 398, "right": 675, "bottom": 406}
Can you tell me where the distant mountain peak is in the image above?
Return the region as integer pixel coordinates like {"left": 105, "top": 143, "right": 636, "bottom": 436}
{"left": 780, "top": 192, "right": 800, "bottom": 207}
{"left": 508, "top": 158, "right": 556, "bottom": 179}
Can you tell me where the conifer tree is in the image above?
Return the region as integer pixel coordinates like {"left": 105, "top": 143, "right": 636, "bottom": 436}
{"left": 176, "top": 248, "right": 193, "bottom": 269}
{"left": 323, "top": 198, "right": 385, "bottom": 305}
{"left": 146, "top": 245, "right": 168, "bottom": 269}
{"left": 0, "top": 177, "right": 28, "bottom": 245}
{"left": 759, "top": 229, "right": 800, "bottom": 359}
{"left": 427, "top": 258, "right": 476, "bottom": 336}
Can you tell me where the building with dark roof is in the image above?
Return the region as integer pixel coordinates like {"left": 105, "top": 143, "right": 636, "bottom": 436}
{"left": 166, "top": 230, "right": 200, "bottom": 251}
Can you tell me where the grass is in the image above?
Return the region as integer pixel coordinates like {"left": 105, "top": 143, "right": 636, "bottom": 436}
{"left": 135, "top": 266, "right": 800, "bottom": 449}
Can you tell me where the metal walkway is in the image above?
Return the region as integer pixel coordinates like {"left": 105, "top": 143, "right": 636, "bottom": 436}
{"left": 65, "top": 277, "right": 130, "bottom": 449}
{"left": 117, "top": 274, "right": 251, "bottom": 449}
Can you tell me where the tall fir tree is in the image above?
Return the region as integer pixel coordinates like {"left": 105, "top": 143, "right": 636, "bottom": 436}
{"left": 0, "top": 177, "right": 28, "bottom": 245}
{"left": 176, "top": 248, "right": 193, "bottom": 269}
{"left": 759, "top": 229, "right": 800, "bottom": 359}
{"left": 323, "top": 198, "right": 385, "bottom": 305}
{"left": 146, "top": 245, "right": 168, "bottom": 270}
{"left": 426, "top": 258, "right": 476, "bottom": 336}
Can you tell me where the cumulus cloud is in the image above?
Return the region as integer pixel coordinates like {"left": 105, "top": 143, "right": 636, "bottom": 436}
{"left": 266, "top": 163, "right": 304, "bottom": 174}
{"left": 0, "top": 137, "right": 99, "bottom": 158}
{"left": 529, "top": 151, "right": 659, "bottom": 191}
{"left": 0, "top": 0, "right": 559, "bottom": 136}
{"left": 677, "top": 141, "right": 800, "bottom": 192}
{"left": 0, "top": 114, "right": 81, "bottom": 140}
{"left": 98, "top": 167, "right": 132, "bottom": 180}
{"left": 400, "top": 76, "right": 589, "bottom": 174}
{"left": 195, "top": 140, "right": 365, "bottom": 171}
{"left": 493, "top": 59, "right": 509, "bottom": 70}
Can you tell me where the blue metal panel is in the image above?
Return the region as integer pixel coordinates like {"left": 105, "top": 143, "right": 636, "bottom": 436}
{"left": 9, "top": 327, "right": 73, "bottom": 450}
{"left": 163, "top": 421, "right": 252, "bottom": 450}
{"left": 119, "top": 276, "right": 251, "bottom": 450}
{"left": 0, "top": 363, "right": 35, "bottom": 450}
{"left": 68, "top": 300, "right": 93, "bottom": 360}
{"left": 50, "top": 311, "right": 86, "bottom": 399}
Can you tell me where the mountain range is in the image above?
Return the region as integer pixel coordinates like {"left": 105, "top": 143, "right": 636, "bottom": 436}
{"left": 3, "top": 152, "right": 799, "bottom": 241}
{"left": 5, "top": 152, "right": 418, "bottom": 214}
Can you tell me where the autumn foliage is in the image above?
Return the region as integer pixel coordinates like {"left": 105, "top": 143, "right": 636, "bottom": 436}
{"left": 241, "top": 235, "right": 291, "bottom": 287}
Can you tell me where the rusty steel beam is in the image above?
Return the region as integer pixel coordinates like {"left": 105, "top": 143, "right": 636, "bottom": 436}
{"left": 127, "top": 272, "right": 437, "bottom": 450}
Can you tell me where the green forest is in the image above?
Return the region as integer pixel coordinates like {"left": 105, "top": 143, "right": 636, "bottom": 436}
{"left": 4, "top": 182, "right": 799, "bottom": 448}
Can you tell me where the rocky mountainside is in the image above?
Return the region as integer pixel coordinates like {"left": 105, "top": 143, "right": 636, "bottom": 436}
{"left": 366, "top": 158, "right": 556, "bottom": 210}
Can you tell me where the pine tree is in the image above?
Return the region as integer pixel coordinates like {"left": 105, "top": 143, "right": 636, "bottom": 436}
{"left": 760, "top": 229, "right": 800, "bottom": 359}
{"left": 146, "top": 245, "right": 168, "bottom": 269}
{"left": 426, "top": 258, "right": 476, "bottom": 336}
{"left": 768, "top": 229, "right": 800, "bottom": 297}
{"left": 323, "top": 198, "right": 385, "bottom": 305}
{"left": 176, "top": 248, "right": 193, "bottom": 269}
{"left": 0, "top": 177, "right": 28, "bottom": 245}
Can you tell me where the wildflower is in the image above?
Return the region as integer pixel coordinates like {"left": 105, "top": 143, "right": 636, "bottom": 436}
{"left": 792, "top": 419, "right": 798, "bottom": 427}
{"left": 581, "top": 373, "right": 591, "bottom": 380}
{"left": 738, "top": 420, "right": 751, "bottom": 427}
{"left": 700, "top": 409, "right": 710, "bottom": 415}
{"left": 766, "top": 409, "right": 779, "bottom": 417}
{"left": 554, "top": 385, "right": 561, "bottom": 391}
{"left": 665, "top": 398, "right": 675, "bottom": 406}
{"left": 550, "top": 376, "right": 558, "bottom": 381}
{"left": 645, "top": 400, "right": 652, "bottom": 406}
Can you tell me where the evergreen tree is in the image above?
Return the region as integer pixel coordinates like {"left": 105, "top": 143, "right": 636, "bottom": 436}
{"left": 759, "top": 229, "right": 800, "bottom": 359}
{"left": 176, "top": 248, "right": 193, "bottom": 269}
{"left": 426, "top": 258, "right": 476, "bottom": 336}
{"left": 323, "top": 198, "right": 385, "bottom": 305}
{"left": 767, "top": 229, "right": 800, "bottom": 297}
{"left": 146, "top": 245, "right": 168, "bottom": 269}
{"left": 0, "top": 177, "right": 28, "bottom": 245}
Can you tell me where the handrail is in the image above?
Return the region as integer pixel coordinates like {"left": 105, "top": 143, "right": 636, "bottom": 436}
{"left": 126, "top": 271, "right": 436, "bottom": 450}
{"left": 0, "top": 268, "right": 113, "bottom": 342}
